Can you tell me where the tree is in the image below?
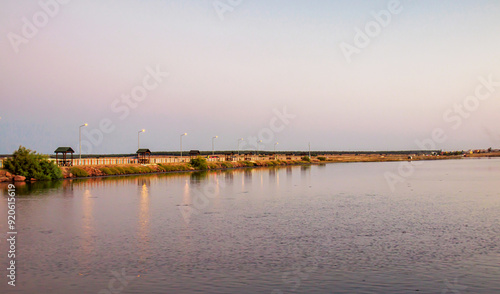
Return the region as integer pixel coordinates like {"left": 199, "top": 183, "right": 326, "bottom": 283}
{"left": 4, "top": 146, "right": 62, "bottom": 180}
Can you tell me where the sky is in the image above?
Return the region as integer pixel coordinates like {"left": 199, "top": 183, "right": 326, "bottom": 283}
{"left": 1, "top": 0, "right": 500, "bottom": 154}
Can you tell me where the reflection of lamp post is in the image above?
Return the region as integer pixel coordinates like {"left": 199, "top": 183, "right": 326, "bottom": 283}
{"left": 79, "top": 123, "right": 88, "bottom": 159}
{"left": 257, "top": 140, "right": 262, "bottom": 155}
{"left": 237, "top": 138, "right": 243, "bottom": 155}
{"left": 180, "top": 133, "right": 187, "bottom": 158}
{"left": 212, "top": 136, "right": 218, "bottom": 155}
{"left": 138, "top": 129, "right": 145, "bottom": 149}
{"left": 274, "top": 142, "right": 279, "bottom": 153}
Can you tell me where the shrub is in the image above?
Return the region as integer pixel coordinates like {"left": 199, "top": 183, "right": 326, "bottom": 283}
{"left": 242, "top": 161, "right": 256, "bottom": 167}
{"left": 109, "top": 167, "right": 121, "bottom": 174}
{"left": 190, "top": 157, "right": 208, "bottom": 170}
{"left": 139, "top": 166, "right": 153, "bottom": 173}
{"left": 317, "top": 156, "right": 326, "bottom": 161}
{"left": 301, "top": 156, "right": 311, "bottom": 162}
{"left": 129, "top": 166, "right": 140, "bottom": 174}
{"left": 115, "top": 166, "right": 126, "bottom": 174}
{"left": 4, "top": 146, "right": 62, "bottom": 180}
{"left": 221, "top": 162, "right": 233, "bottom": 168}
{"left": 70, "top": 167, "right": 89, "bottom": 177}
{"left": 100, "top": 167, "right": 114, "bottom": 175}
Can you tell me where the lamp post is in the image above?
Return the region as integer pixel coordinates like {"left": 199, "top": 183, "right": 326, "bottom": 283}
{"left": 237, "top": 138, "right": 243, "bottom": 155}
{"left": 79, "top": 123, "right": 88, "bottom": 159}
{"left": 138, "top": 129, "right": 145, "bottom": 149}
{"left": 212, "top": 136, "right": 218, "bottom": 155}
{"left": 257, "top": 140, "right": 262, "bottom": 155}
{"left": 180, "top": 133, "right": 187, "bottom": 158}
{"left": 308, "top": 142, "right": 311, "bottom": 158}
{"left": 274, "top": 142, "right": 279, "bottom": 153}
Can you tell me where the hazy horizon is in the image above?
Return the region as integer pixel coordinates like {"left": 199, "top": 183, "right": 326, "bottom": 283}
{"left": 1, "top": 0, "right": 500, "bottom": 155}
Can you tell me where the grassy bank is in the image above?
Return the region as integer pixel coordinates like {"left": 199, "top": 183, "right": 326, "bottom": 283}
{"left": 61, "top": 159, "right": 313, "bottom": 179}
{"left": 59, "top": 152, "right": 500, "bottom": 179}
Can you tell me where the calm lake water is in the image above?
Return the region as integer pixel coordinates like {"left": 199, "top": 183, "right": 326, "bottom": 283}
{"left": 1, "top": 158, "right": 499, "bottom": 293}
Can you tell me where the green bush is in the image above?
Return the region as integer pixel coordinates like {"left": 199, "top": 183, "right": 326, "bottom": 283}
{"left": 100, "top": 167, "right": 114, "bottom": 175}
{"left": 108, "top": 167, "right": 121, "bottom": 174}
{"left": 317, "top": 156, "right": 326, "bottom": 161}
{"left": 190, "top": 157, "right": 208, "bottom": 170}
{"left": 4, "top": 146, "right": 62, "bottom": 180}
{"left": 70, "top": 167, "right": 89, "bottom": 177}
{"left": 242, "top": 161, "right": 256, "bottom": 167}
{"left": 221, "top": 162, "right": 233, "bottom": 168}
{"left": 115, "top": 166, "right": 126, "bottom": 174}
{"left": 301, "top": 156, "right": 311, "bottom": 162}
{"left": 139, "top": 166, "right": 153, "bottom": 173}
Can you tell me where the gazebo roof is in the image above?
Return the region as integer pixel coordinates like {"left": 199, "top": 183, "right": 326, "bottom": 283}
{"left": 136, "top": 149, "right": 151, "bottom": 154}
{"left": 54, "top": 147, "right": 75, "bottom": 153}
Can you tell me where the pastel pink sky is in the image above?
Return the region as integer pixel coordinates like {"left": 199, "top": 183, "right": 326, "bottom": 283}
{"left": 1, "top": 0, "right": 499, "bottom": 154}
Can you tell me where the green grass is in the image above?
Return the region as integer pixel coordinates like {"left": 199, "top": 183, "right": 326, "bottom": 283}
{"left": 100, "top": 167, "right": 114, "bottom": 175}
{"left": 221, "top": 162, "right": 233, "bottom": 168}
{"left": 70, "top": 167, "right": 89, "bottom": 177}
{"left": 158, "top": 163, "right": 191, "bottom": 172}
{"left": 242, "top": 161, "right": 256, "bottom": 167}
{"left": 109, "top": 167, "right": 121, "bottom": 174}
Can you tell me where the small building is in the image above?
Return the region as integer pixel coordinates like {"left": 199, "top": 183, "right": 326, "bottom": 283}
{"left": 54, "top": 147, "right": 75, "bottom": 166}
{"left": 136, "top": 149, "right": 151, "bottom": 164}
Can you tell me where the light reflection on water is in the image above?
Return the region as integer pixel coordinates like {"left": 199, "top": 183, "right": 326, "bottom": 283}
{"left": 0, "top": 159, "right": 499, "bottom": 294}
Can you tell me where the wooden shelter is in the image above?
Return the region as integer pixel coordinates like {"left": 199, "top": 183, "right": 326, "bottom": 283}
{"left": 54, "top": 147, "right": 75, "bottom": 166}
{"left": 189, "top": 150, "right": 200, "bottom": 158}
{"left": 136, "top": 148, "right": 151, "bottom": 164}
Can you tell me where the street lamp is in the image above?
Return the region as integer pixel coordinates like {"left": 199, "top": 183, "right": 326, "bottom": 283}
{"left": 257, "top": 140, "right": 262, "bottom": 155}
{"left": 180, "top": 133, "right": 187, "bottom": 158}
{"left": 79, "top": 123, "right": 88, "bottom": 159}
{"left": 274, "top": 142, "right": 279, "bottom": 153}
{"left": 212, "top": 136, "right": 218, "bottom": 155}
{"left": 138, "top": 129, "right": 145, "bottom": 149}
{"left": 237, "top": 138, "right": 244, "bottom": 155}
